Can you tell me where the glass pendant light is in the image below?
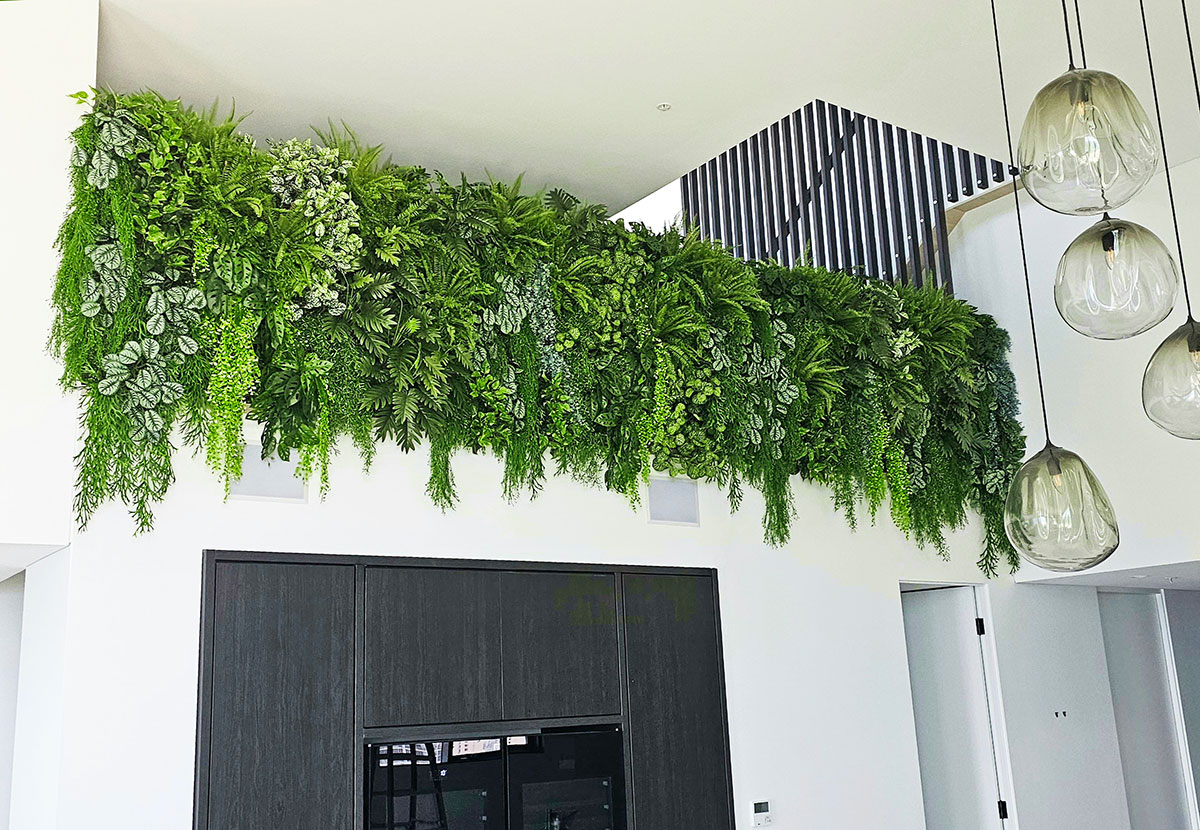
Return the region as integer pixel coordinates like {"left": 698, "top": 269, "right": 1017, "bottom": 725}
{"left": 1003, "top": 443, "right": 1119, "bottom": 570}
{"left": 1143, "top": 318, "right": 1200, "bottom": 438}
{"left": 991, "top": 0, "right": 1120, "bottom": 571}
{"left": 1055, "top": 213, "right": 1178, "bottom": 339}
{"left": 1018, "top": 69, "right": 1159, "bottom": 215}
{"left": 1137, "top": 0, "right": 1200, "bottom": 439}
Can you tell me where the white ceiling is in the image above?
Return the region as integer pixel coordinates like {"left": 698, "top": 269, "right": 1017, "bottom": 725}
{"left": 96, "top": 0, "right": 1200, "bottom": 211}
{"left": 1031, "top": 559, "right": 1200, "bottom": 590}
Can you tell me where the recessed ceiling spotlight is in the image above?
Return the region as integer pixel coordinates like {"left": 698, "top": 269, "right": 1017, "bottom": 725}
{"left": 656, "top": 102, "right": 672, "bottom": 112}
{"left": 1130, "top": 574, "right": 1149, "bottom": 579}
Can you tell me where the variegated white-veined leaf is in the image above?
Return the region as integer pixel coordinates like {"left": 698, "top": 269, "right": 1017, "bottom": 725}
{"left": 70, "top": 144, "right": 88, "bottom": 168}
{"left": 183, "top": 287, "right": 205, "bottom": 309}
{"left": 85, "top": 242, "right": 122, "bottom": 271}
{"left": 147, "top": 314, "right": 166, "bottom": 336}
{"left": 82, "top": 275, "right": 101, "bottom": 302}
{"left": 140, "top": 338, "right": 160, "bottom": 361}
{"left": 117, "top": 341, "right": 143, "bottom": 365}
{"left": 177, "top": 335, "right": 198, "bottom": 355}
{"left": 86, "top": 151, "right": 118, "bottom": 189}
{"left": 127, "top": 386, "right": 157, "bottom": 410}
{"left": 80, "top": 300, "right": 101, "bottom": 318}
{"left": 97, "top": 375, "right": 123, "bottom": 396}
{"left": 103, "top": 365, "right": 130, "bottom": 385}
{"left": 143, "top": 270, "right": 165, "bottom": 286}
{"left": 160, "top": 381, "right": 185, "bottom": 405}
{"left": 143, "top": 409, "right": 164, "bottom": 435}
{"left": 147, "top": 291, "right": 166, "bottom": 316}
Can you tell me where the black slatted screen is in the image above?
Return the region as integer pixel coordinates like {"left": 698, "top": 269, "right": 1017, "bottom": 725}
{"left": 678, "top": 100, "right": 1007, "bottom": 293}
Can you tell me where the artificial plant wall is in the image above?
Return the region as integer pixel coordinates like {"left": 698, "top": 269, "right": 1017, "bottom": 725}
{"left": 51, "top": 91, "right": 1025, "bottom": 574}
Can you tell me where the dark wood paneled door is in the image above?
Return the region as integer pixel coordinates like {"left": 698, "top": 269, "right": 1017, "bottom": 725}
{"left": 500, "top": 571, "right": 621, "bottom": 719}
{"left": 622, "top": 573, "right": 733, "bottom": 830}
{"left": 363, "top": 567, "right": 503, "bottom": 727}
{"left": 206, "top": 561, "right": 355, "bottom": 830}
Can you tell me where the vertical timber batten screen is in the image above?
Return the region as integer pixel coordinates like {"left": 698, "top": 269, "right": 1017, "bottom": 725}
{"left": 678, "top": 100, "right": 1007, "bottom": 294}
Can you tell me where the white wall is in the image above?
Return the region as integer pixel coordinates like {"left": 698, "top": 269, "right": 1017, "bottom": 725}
{"left": 1098, "top": 591, "right": 1192, "bottom": 830}
{"left": 950, "top": 164, "right": 1200, "bottom": 579}
{"left": 0, "top": 0, "right": 99, "bottom": 573}
{"left": 9, "top": 550, "right": 71, "bottom": 830}
{"left": 0, "top": 574, "right": 24, "bottom": 830}
{"left": 1164, "top": 589, "right": 1200, "bottom": 802}
{"left": 43, "top": 440, "right": 1005, "bottom": 830}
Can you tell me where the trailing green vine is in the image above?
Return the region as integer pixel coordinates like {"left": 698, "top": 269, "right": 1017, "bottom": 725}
{"left": 51, "top": 90, "right": 1026, "bottom": 574}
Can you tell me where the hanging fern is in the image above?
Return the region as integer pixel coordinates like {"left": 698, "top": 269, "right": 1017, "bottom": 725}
{"left": 50, "top": 90, "right": 1026, "bottom": 574}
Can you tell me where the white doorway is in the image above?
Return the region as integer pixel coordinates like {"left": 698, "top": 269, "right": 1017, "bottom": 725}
{"left": 902, "top": 585, "right": 1009, "bottom": 829}
{"left": 1097, "top": 590, "right": 1199, "bottom": 830}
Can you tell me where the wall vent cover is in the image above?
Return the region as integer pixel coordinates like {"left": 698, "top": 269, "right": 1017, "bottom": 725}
{"left": 228, "top": 445, "right": 307, "bottom": 502}
{"left": 648, "top": 477, "right": 699, "bottom": 526}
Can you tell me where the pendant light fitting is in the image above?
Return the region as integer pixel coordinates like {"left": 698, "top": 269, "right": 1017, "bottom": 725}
{"left": 1018, "top": 0, "right": 1160, "bottom": 216}
{"left": 1140, "top": 0, "right": 1200, "bottom": 438}
{"left": 1052, "top": 1, "right": 1179, "bottom": 340}
{"left": 991, "top": 0, "right": 1120, "bottom": 570}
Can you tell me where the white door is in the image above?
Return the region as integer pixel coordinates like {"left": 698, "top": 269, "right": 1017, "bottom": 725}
{"left": 902, "top": 587, "right": 1005, "bottom": 830}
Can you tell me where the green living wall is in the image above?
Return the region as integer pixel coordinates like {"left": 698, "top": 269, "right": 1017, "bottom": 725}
{"left": 51, "top": 91, "right": 1026, "bottom": 574}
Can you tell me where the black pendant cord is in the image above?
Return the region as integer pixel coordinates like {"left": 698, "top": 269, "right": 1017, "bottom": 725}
{"left": 991, "top": 0, "right": 1055, "bottom": 445}
{"left": 1061, "top": 0, "right": 1079, "bottom": 68}
{"left": 1139, "top": 0, "right": 1197, "bottom": 319}
{"left": 1075, "top": 0, "right": 1088, "bottom": 67}
{"left": 1176, "top": 0, "right": 1200, "bottom": 319}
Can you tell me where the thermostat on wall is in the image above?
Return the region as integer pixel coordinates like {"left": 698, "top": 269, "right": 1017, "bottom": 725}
{"left": 752, "top": 801, "right": 772, "bottom": 826}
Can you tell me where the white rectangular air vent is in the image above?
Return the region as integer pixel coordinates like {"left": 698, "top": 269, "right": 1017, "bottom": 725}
{"left": 228, "top": 445, "right": 307, "bottom": 502}
{"left": 647, "top": 477, "right": 699, "bottom": 526}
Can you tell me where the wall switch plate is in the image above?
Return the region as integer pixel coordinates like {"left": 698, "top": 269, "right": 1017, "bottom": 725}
{"left": 752, "top": 801, "right": 772, "bottom": 826}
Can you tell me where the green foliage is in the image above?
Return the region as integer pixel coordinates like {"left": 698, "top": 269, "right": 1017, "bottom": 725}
{"left": 51, "top": 90, "right": 1026, "bottom": 573}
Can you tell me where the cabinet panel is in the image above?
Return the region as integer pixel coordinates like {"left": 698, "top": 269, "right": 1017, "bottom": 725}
{"left": 501, "top": 571, "right": 620, "bottom": 719}
{"left": 364, "top": 567, "right": 502, "bottom": 726}
{"left": 623, "top": 573, "right": 733, "bottom": 830}
{"left": 207, "top": 561, "right": 355, "bottom": 830}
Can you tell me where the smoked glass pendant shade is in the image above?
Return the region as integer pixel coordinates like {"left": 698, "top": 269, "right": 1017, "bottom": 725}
{"left": 1142, "top": 316, "right": 1200, "bottom": 439}
{"left": 1018, "top": 68, "right": 1159, "bottom": 215}
{"left": 1003, "top": 442, "right": 1119, "bottom": 572}
{"left": 1054, "top": 215, "right": 1178, "bottom": 339}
